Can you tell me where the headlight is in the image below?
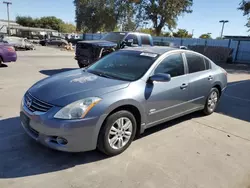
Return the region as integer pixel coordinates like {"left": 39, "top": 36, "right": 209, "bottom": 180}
{"left": 54, "top": 97, "right": 101, "bottom": 120}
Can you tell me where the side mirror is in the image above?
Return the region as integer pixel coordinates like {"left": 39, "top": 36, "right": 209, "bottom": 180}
{"left": 148, "top": 73, "right": 171, "bottom": 83}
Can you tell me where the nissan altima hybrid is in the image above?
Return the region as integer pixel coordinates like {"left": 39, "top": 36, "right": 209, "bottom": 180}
{"left": 20, "top": 46, "right": 227, "bottom": 156}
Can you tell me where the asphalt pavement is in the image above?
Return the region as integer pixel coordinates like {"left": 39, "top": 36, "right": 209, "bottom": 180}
{"left": 0, "top": 46, "right": 250, "bottom": 188}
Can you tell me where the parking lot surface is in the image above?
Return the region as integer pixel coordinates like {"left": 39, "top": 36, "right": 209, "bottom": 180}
{"left": 0, "top": 47, "right": 250, "bottom": 188}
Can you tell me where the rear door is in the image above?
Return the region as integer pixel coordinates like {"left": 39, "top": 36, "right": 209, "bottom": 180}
{"left": 184, "top": 52, "right": 213, "bottom": 108}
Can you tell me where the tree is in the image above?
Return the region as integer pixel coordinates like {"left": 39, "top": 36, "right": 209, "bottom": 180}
{"left": 238, "top": 0, "right": 250, "bottom": 29}
{"left": 173, "top": 29, "right": 192, "bottom": 38}
{"left": 60, "top": 23, "right": 76, "bottom": 33}
{"left": 199, "top": 33, "right": 212, "bottom": 39}
{"left": 16, "top": 16, "right": 36, "bottom": 27}
{"left": 74, "top": 0, "right": 136, "bottom": 32}
{"left": 136, "top": 0, "right": 193, "bottom": 36}
{"left": 16, "top": 16, "right": 76, "bottom": 33}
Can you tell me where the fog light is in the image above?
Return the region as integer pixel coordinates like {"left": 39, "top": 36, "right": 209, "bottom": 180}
{"left": 56, "top": 137, "right": 68, "bottom": 145}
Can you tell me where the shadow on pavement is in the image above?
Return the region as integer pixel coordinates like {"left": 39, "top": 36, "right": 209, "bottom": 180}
{"left": 0, "top": 117, "right": 108, "bottom": 179}
{"left": 40, "top": 68, "right": 76, "bottom": 76}
{"left": 0, "top": 64, "right": 8, "bottom": 68}
{"left": 0, "top": 112, "right": 202, "bottom": 179}
{"left": 216, "top": 80, "right": 250, "bottom": 122}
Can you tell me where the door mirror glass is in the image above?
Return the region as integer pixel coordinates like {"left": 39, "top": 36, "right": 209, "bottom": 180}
{"left": 149, "top": 73, "right": 171, "bottom": 82}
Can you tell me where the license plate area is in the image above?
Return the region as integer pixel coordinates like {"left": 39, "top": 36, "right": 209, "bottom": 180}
{"left": 20, "top": 112, "right": 39, "bottom": 138}
{"left": 20, "top": 112, "right": 30, "bottom": 126}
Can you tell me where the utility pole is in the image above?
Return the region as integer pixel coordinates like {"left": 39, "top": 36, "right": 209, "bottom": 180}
{"left": 3, "top": 1, "right": 12, "bottom": 36}
{"left": 192, "top": 29, "right": 194, "bottom": 37}
{"left": 219, "top": 20, "right": 229, "bottom": 38}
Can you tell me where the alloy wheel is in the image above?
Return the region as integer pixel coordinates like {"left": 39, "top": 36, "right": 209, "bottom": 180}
{"left": 207, "top": 91, "right": 218, "bottom": 112}
{"left": 108, "top": 117, "right": 133, "bottom": 150}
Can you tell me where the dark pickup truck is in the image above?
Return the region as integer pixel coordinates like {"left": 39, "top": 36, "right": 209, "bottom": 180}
{"left": 75, "top": 32, "right": 153, "bottom": 68}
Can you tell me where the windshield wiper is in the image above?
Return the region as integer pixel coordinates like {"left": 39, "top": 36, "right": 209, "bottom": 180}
{"left": 87, "top": 70, "right": 129, "bottom": 81}
{"left": 87, "top": 70, "right": 115, "bottom": 79}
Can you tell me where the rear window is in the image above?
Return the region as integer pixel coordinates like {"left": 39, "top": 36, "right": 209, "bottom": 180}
{"left": 141, "top": 35, "right": 151, "bottom": 45}
{"left": 185, "top": 53, "right": 205, "bottom": 73}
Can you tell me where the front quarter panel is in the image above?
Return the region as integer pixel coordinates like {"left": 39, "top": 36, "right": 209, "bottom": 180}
{"left": 85, "top": 80, "right": 147, "bottom": 144}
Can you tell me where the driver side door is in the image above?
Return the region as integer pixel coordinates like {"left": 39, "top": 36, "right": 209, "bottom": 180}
{"left": 145, "top": 52, "right": 191, "bottom": 128}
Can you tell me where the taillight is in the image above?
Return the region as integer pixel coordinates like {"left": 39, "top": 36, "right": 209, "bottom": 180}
{"left": 7, "top": 47, "right": 15, "bottom": 52}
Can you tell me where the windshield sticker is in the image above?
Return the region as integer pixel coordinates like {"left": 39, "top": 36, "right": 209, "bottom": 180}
{"left": 70, "top": 75, "right": 97, "bottom": 83}
{"left": 140, "top": 52, "right": 158, "bottom": 58}
{"left": 120, "top": 33, "right": 126, "bottom": 35}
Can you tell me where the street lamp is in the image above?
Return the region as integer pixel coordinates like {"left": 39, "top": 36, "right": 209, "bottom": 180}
{"left": 219, "top": 20, "right": 229, "bottom": 38}
{"left": 3, "top": 1, "right": 12, "bottom": 36}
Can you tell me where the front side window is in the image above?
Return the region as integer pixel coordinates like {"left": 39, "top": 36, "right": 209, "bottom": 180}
{"left": 88, "top": 51, "right": 159, "bottom": 81}
{"left": 154, "top": 53, "right": 185, "bottom": 77}
{"left": 124, "top": 34, "right": 138, "bottom": 45}
{"left": 185, "top": 53, "right": 205, "bottom": 73}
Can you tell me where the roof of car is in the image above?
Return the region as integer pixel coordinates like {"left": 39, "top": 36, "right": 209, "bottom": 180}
{"left": 120, "top": 46, "right": 178, "bottom": 55}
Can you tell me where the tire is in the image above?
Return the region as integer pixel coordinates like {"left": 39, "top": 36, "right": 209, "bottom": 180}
{"left": 97, "top": 110, "right": 137, "bottom": 156}
{"left": 203, "top": 87, "right": 220, "bottom": 115}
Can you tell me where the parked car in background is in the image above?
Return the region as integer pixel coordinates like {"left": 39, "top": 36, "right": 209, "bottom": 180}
{"left": 75, "top": 32, "right": 153, "bottom": 68}
{"left": 0, "top": 43, "right": 17, "bottom": 66}
{"left": 1, "top": 36, "right": 35, "bottom": 50}
{"left": 20, "top": 46, "right": 227, "bottom": 156}
{"left": 39, "top": 37, "right": 68, "bottom": 47}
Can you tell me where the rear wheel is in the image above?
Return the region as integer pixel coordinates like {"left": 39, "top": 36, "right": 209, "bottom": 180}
{"left": 97, "top": 110, "right": 137, "bottom": 156}
{"left": 203, "top": 88, "right": 220, "bottom": 115}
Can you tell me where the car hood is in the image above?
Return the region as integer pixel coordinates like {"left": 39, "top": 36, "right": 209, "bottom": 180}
{"left": 78, "top": 40, "right": 117, "bottom": 48}
{"left": 29, "top": 69, "right": 129, "bottom": 106}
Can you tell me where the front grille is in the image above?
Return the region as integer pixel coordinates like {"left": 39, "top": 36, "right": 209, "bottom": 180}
{"left": 24, "top": 92, "right": 53, "bottom": 112}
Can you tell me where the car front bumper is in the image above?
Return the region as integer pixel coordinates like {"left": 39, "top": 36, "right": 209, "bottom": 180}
{"left": 2, "top": 53, "right": 17, "bottom": 63}
{"left": 20, "top": 101, "right": 106, "bottom": 152}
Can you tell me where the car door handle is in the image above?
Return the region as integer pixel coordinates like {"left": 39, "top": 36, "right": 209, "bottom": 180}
{"left": 180, "top": 83, "right": 188, "bottom": 90}
{"left": 208, "top": 75, "right": 213, "bottom": 80}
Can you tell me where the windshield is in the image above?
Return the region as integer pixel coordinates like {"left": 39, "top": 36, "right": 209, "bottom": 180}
{"left": 87, "top": 51, "right": 159, "bottom": 81}
{"left": 101, "top": 32, "right": 126, "bottom": 43}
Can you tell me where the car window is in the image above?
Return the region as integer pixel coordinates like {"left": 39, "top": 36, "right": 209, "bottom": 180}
{"left": 185, "top": 53, "right": 205, "bottom": 73}
{"left": 204, "top": 58, "right": 211, "bottom": 70}
{"left": 141, "top": 35, "right": 151, "bottom": 45}
{"left": 154, "top": 53, "right": 185, "bottom": 77}
{"left": 125, "top": 34, "right": 138, "bottom": 45}
{"left": 87, "top": 51, "right": 159, "bottom": 81}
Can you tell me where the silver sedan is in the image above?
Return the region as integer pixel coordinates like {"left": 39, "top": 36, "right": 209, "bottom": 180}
{"left": 20, "top": 46, "right": 227, "bottom": 156}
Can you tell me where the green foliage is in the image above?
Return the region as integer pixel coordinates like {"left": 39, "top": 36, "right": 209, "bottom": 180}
{"left": 199, "top": 33, "right": 212, "bottom": 39}
{"left": 136, "top": 0, "right": 193, "bottom": 36}
{"left": 173, "top": 29, "right": 192, "bottom": 38}
{"left": 60, "top": 23, "right": 77, "bottom": 33}
{"left": 138, "top": 28, "right": 155, "bottom": 35}
{"left": 74, "top": 0, "right": 136, "bottom": 33}
{"left": 238, "top": 0, "right": 250, "bottom": 29}
{"left": 16, "top": 16, "right": 76, "bottom": 33}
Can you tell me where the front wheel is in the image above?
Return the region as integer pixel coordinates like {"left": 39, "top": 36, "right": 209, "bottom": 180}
{"left": 203, "top": 88, "right": 220, "bottom": 115}
{"left": 97, "top": 110, "right": 137, "bottom": 156}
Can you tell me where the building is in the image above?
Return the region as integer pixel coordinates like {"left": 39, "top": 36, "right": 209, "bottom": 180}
{"left": 0, "top": 19, "right": 59, "bottom": 39}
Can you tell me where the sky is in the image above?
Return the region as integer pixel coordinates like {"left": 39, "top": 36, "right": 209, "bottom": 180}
{"left": 0, "top": 0, "right": 249, "bottom": 38}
